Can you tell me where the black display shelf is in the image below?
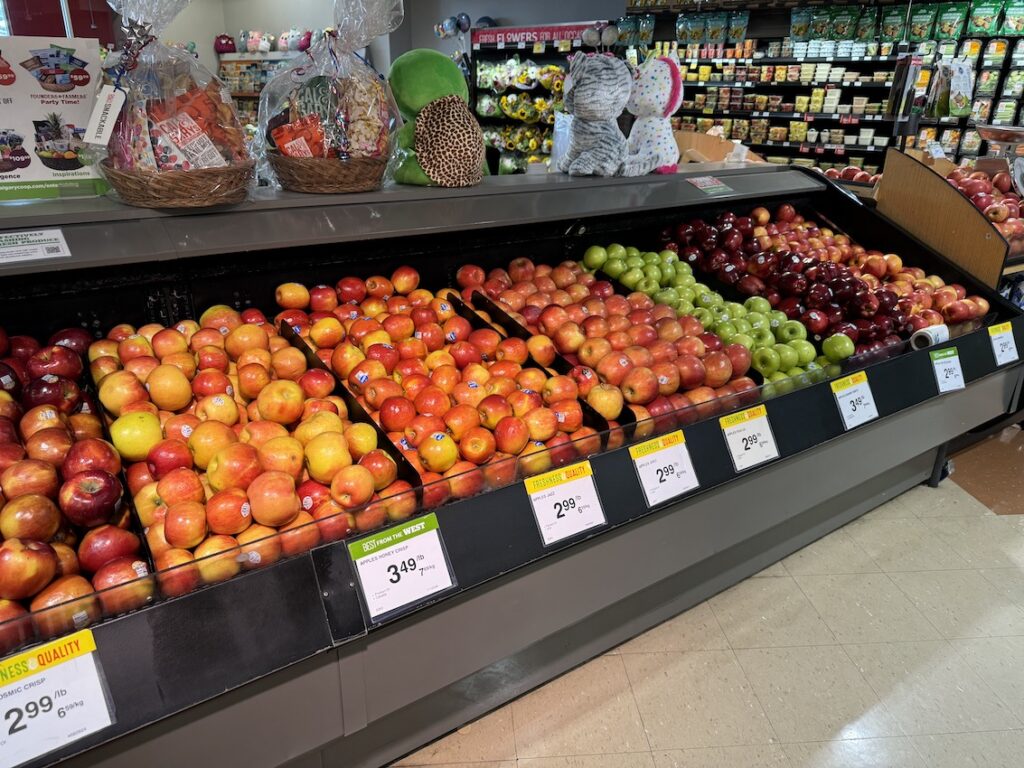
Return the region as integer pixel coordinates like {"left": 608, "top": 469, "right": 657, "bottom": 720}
{"left": 685, "top": 79, "right": 893, "bottom": 89}
{"left": 679, "top": 108, "right": 893, "bottom": 122}
{"left": 747, "top": 140, "right": 887, "bottom": 154}
{"left": 680, "top": 55, "right": 900, "bottom": 66}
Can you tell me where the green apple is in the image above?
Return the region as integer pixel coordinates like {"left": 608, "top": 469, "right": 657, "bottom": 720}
{"left": 660, "top": 263, "right": 676, "bottom": 283}
{"left": 715, "top": 321, "right": 738, "bottom": 343}
{"left": 695, "top": 291, "right": 718, "bottom": 309}
{"left": 825, "top": 363, "right": 842, "bottom": 379}
{"left": 643, "top": 251, "right": 661, "bottom": 264}
{"left": 626, "top": 254, "right": 645, "bottom": 269}
{"left": 692, "top": 307, "right": 714, "bottom": 328}
{"left": 805, "top": 361, "right": 827, "bottom": 383}
{"left": 751, "top": 327, "right": 776, "bottom": 349}
{"left": 769, "top": 371, "right": 795, "bottom": 396}
{"left": 676, "top": 261, "right": 692, "bottom": 276}
{"left": 760, "top": 381, "right": 778, "bottom": 400}
{"left": 676, "top": 287, "right": 696, "bottom": 304}
{"left": 659, "top": 250, "right": 679, "bottom": 264}
{"left": 777, "top": 320, "right": 807, "bottom": 342}
{"left": 786, "top": 368, "right": 812, "bottom": 390}
{"left": 626, "top": 246, "right": 640, "bottom": 259}
{"left": 744, "top": 296, "right": 772, "bottom": 315}
{"left": 723, "top": 301, "right": 746, "bottom": 319}
{"left": 752, "top": 347, "right": 782, "bottom": 376}
{"left": 637, "top": 277, "right": 660, "bottom": 295}
{"left": 604, "top": 258, "right": 626, "bottom": 278}
{"left": 822, "top": 333, "right": 855, "bottom": 363}
{"left": 746, "top": 312, "right": 768, "bottom": 330}
{"left": 672, "top": 273, "right": 696, "bottom": 290}
{"left": 731, "top": 333, "right": 755, "bottom": 351}
{"left": 620, "top": 267, "right": 644, "bottom": 289}
{"left": 773, "top": 343, "right": 799, "bottom": 372}
{"left": 711, "top": 305, "right": 730, "bottom": 322}
{"left": 770, "top": 310, "right": 788, "bottom": 326}
{"left": 788, "top": 339, "right": 817, "bottom": 366}
{"left": 692, "top": 282, "right": 710, "bottom": 294}
{"left": 675, "top": 300, "right": 695, "bottom": 316}
{"left": 815, "top": 355, "right": 830, "bottom": 367}
{"left": 583, "top": 245, "right": 608, "bottom": 270}
{"left": 653, "top": 288, "right": 679, "bottom": 306}
{"left": 607, "top": 243, "right": 627, "bottom": 261}
{"left": 643, "top": 264, "right": 663, "bottom": 283}
{"left": 733, "top": 318, "right": 752, "bottom": 335}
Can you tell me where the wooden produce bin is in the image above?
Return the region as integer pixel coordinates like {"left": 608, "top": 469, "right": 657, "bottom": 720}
{"left": 674, "top": 131, "right": 765, "bottom": 164}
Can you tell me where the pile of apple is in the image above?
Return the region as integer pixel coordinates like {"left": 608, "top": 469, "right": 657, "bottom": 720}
{"left": 274, "top": 269, "right": 605, "bottom": 499}
{"left": 820, "top": 166, "right": 881, "bottom": 185}
{"left": 0, "top": 326, "right": 150, "bottom": 654}
{"left": 88, "top": 302, "right": 416, "bottom": 600}
{"left": 945, "top": 167, "right": 1024, "bottom": 256}
{"left": 457, "top": 259, "right": 762, "bottom": 428}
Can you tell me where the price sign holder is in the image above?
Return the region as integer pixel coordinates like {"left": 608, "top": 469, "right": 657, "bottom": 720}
{"left": 348, "top": 513, "right": 456, "bottom": 623}
{"left": 0, "top": 630, "right": 114, "bottom": 768}
{"left": 525, "top": 460, "right": 606, "bottom": 547}
{"left": 628, "top": 431, "right": 700, "bottom": 508}
{"left": 989, "top": 322, "right": 1019, "bottom": 366}
{"left": 719, "top": 405, "right": 780, "bottom": 472}
{"left": 930, "top": 347, "right": 966, "bottom": 393}
{"left": 830, "top": 371, "right": 879, "bottom": 431}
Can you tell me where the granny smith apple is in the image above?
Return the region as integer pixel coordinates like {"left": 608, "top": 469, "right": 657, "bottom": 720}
{"left": 625, "top": 246, "right": 640, "bottom": 259}
{"left": 643, "top": 251, "right": 661, "bottom": 264}
{"left": 822, "top": 333, "right": 855, "bottom": 363}
{"left": 607, "top": 243, "right": 627, "bottom": 261}
{"left": 583, "top": 245, "right": 608, "bottom": 270}
{"left": 746, "top": 312, "right": 768, "bottom": 330}
{"left": 751, "top": 327, "right": 776, "bottom": 349}
{"left": 825, "top": 363, "right": 842, "bottom": 378}
{"left": 805, "top": 361, "right": 826, "bottom": 383}
{"left": 660, "top": 263, "right": 676, "bottom": 283}
{"left": 760, "top": 381, "right": 778, "bottom": 400}
{"left": 620, "top": 267, "right": 644, "bottom": 289}
{"left": 677, "top": 287, "right": 696, "bottom": 304}
{"left": 637, "top": 277, "right": 660, "bottom": 295}
{"left": 660, "top": 250, "right": 679, "bottom": 264}
{"left": 752, "top": 347, "right": 781, "bottom": 376}
{"left": 672, "top": 273, "right": 696, "bottom": 290}
{"left": 604, "top": 258, "right": 626, "bottom": 278}
{"left": 770, "top": 310, "right": 788, "bottom": 326}
{"left": 676, "top": 261, "right": 692, "bottom": 276}
{"left": 695, "top": 291, "right": 718, "bottom": 309}
{"left": 692, "top": 307, "right": 714, "bottom": 328}
{"left": 723, "top": 301, "right": 746, "bottom": 319}
{"left": 773, "top": 343, "right": 799, "bottom": 371}
{"left": 770, "top": 371, "right": 796, "bottom": 395}
{"left": 675, "top": 300, "right": 695, "bottom": 316}
{"left": 731, "top": 333, "right": 755, "bottom": 351}
{"left": 733, "top": 318, "right": 752, "bottom": 335}
{"left": 744, "top": 296, "right": 772, "bottom": 315}
{"left": 788, "top": 339, "right": 817, "bottom": 366}
{"left": 715, "top": 321, "right": 738, "bottom": 343}
{"left": 654, "top": 288, "right": 679, "bottom": 306}
{"left": 777, "top": 320, "right": 808, "bottom": 342}
{"left": 626, "top": 254, "right": 645, "bottom": 269}
{"left": 815, "top": 355, "right": 830, "bottom": 367}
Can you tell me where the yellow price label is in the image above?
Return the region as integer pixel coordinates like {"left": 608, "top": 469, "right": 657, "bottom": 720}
{"left": 0, "top": 630, "right": 97, "bottom": 688}
{"left": 629, "top": 431, "right": 686, "bottom": 460}
{"left": 524, "top": 460, "right": 594, "bottom": 494}
{"left": 989, "top": 322, "right": 1012, "bottom": 337}
{"left": 830, "top": 370, "right": 868, "bottom": 394}
{"left": 719, "top": 404, "right": 767, "bottom": 430}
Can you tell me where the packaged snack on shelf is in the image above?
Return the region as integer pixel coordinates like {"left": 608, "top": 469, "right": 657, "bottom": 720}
{"left": 727, "top": 11, "right": 749, "bottom": 43}
{"left": 1001, "top": 0, "right": 1024, "bottom": 33}
{"left": 993, "top": 98, "right": 1019, "bottom": 121}
{"left": 927, "top": 61, "right": 952, "bottom": 117}
{"left": 856, "top": 9, "right": 878, "bottom": 41}
{"left": 976, "top": 68, "right": 1002, "bottom": 95}
{"left": 950, "top": 58, "right": 975, "bottom": 116}
{"left": 705, "top": 13, "right": 728, "bottom": 44}
{"left": 936, "top": 2, "right": 970, "bottom": 39}
{"left": 258, "top": 0, "right": 402, "bottom": 194}
{"left": 682, "top": 14, "right": 705, "bottom": 46}
{"left": 968, "top": 2, "right": 1004, "bottom": 34}
{"left": 972, "top": 95, "right": 993, "bottom": 121}
{"left": 909, "top": 5, "right": 939, "bottom": 41}
{"left": 100, "top": 0, "right": 253, "bottom": 208}
{"left": 790, "top": 8, "right": 812, "bottom": 42}
{"left": 880, "top": 7, "right": 906, "bottom": 42}
{"left": 940, "top": 128, "right": 962, "bottom": 153}
{"left": 831, "top": 7, "right": 860, "bottom": 40}
{"left": 984, "top": 38, "right": 1009, "bottom": 64}
{"left": 675, "top": 14, "right": 687, "bottom": 44}
{"left": 960, "top": 128, "right": 983, "bottom": 153}
{"left": 637, "top": 14, "right": 656, "bottom": 46}
{"left": 960, "top": 38, "right": 984, "bottom": 60}
{"left": 809, "top": 8, "right": 832, "bottom": 40}
{"left": 1003, "top": 67, "right": 1024, "bottom": 95}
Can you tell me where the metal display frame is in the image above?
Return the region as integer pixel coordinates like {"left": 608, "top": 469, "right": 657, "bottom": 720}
{"left": 1, "top": 168, "right": 1021, "bottom": 768}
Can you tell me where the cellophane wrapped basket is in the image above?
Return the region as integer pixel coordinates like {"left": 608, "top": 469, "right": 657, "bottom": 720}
{"left": 258, "top": 0, "right": 403, "bottom": 194}
{"left": 100, "top": 0, "right": 254, "bottom": 208}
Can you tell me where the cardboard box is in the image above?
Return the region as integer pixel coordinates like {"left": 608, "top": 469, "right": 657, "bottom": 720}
{"left": 673, "top": 131, "right": 765, "bottom": 164}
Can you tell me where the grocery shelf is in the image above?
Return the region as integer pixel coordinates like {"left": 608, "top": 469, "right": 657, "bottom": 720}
{"left": 679, "top": 108, "right": 892, "bottom": 122}
{"left": 686, "top": 79, "right": 894, "bottom": 89}
{"left": 747, "top": 140, "right": 887, "bottom": 154}
{"left": 681, "top": 55, "right": 900, "bottom": 66}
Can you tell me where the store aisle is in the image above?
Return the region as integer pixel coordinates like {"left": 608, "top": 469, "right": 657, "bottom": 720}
{"left": 391, "top": 428, "right": 1024, "bottom": 768}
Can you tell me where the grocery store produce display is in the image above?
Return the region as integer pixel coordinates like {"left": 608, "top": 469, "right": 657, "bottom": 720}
{"left": 945, "top": 164, "right": 1024, "bottom": 255}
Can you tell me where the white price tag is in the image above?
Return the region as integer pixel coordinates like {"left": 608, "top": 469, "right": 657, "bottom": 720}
{"left": 930, "top": 347, "right": 965, "bottom": 393}
{"left": 629, "top": 431, "right": 700, "bottom": 507}
{"left": 0, "top": 230, "right": 71, "bottom": 265}
{"left": 720, "top": 405, "right": 779, "bottom": 472}
{"left": 927, "top": 140, "right": 946, "bottom": 159}
{"left": 349, "top": 513, "right": 455, "bottom": 622}
{"left": 0, "top": 630, "right": 114, "bottom": 768}
{"left": 989, "top": 322, "right": 1019, "bottom": 366}
{"left": 496, "top": 40, "right": 505, "bottom": 49}
{"left": 525, "top": 461, "right": 606, "bottom": 546}
{"left": 830, "top": 371, "right": 879, "bottom": 430}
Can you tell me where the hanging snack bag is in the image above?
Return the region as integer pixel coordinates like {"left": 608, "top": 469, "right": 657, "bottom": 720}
{"left": 790, "top": 9, "right": 813, "bottom": 42}
{"left": 950, "top": 58, "right": 975, "bottom": 116}
{"left": 809, "top": 8, "right": 832, "bottom": 40}
{"left": 99, "top": 0, "right": 252, "bottom": 207}
{"left": 258, "top": 0, "right": 402, "bottom": 193}
{"left": 856, "top": 8, "right": 878, "bottom": 41}
{"left": 705, "top": 13, "right": 728, "bottom": 45}
{"left": 728, "top": 11, "right": 749, "bottom": 44}
{"left": 880, "top": 8, "right": 907, "bottom": 42}
{"left": 675, "top": 14, "right": 687, "bottom": 43}
{"left": 968, "top": 1, "right": 1004, "bottom": 34}
{"left": 831, "top": 8, "right": 860, "bottom": 40}
{"left": 909, "top": 5, "right": 939, "bottom": 42}
{"left": 936, "top": 3, "right": 970, "bottom": 39}
{"left": 637, "top": 14, "right": 656, "bottom": 47}
{"left": 1002, "top": 0, "right": 1024, "bottom": 33}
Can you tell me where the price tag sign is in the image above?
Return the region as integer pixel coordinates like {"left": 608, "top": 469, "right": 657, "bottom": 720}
{"left": 557, "top": 40, "right": 572, "bottom": 52}
{"left": 989, "top": 322, "right": 1019, "bottom": 366}
{"left": 930, "top": 347, "right": 966, "bottom": 393}
{"left": 496, "top": 40, "right": 505, "bottom": 50}
{"left": 533, "top": 40, "right": 546, "bottom": 54}
{"left": 927, "top": 140, "right": 946, "bottom": 159}
{"left": 830, "top": 371, "right": 879, "bottom": 430}
{"left": 686, "top": 175, "right": 733, "bottom": 195}
{"left": 525, "top": 461, "right": 606, "bottom": 546}
{"left": 629, "top": 431, "right": 700, "bottom": 507}
{"left": 0, "top": 230, "right": 71, "bottom": 265}
{"left": 0, "top": 630, "right": 114, "bottom": 768}
{"left": 720, "top": 405, "right": 779, "bottom": 472}
{"left": 348, "top": 513, "right": 455, "bottom": 622}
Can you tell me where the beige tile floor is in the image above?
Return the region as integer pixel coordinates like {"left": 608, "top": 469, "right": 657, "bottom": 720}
{"left": 392, "top": 450, "right": 1024, "bottom": 768}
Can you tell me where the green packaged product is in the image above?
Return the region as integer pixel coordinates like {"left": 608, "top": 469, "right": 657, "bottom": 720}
{"left": 976, "top": 67, "right": 1001, "bottom": 95}
{"left": 790, "top": 8, "right": 812, "bottom": 42}
{"left": 949, "top": 58, "right": 974, "bottom": 116}
{"left": 809, "top": 7, "right": 832, "bottom": 39}
{"left": 1004, "top": 67, "right": 1024, "bottom": 95}
{"left": 637, "top": 14, "right": 656, "bottom": 46}
{"left": 682, "top": 14, "right": 706, "bottom": 45}
{"left": 830, "top": 8, "right": 860, "bottom": 40}
{"left": 1001, "top": 0, "right": 1024, "bottom": 33}
{"left": 675, "top": 14, "right": 687, "bottom": 43}
{"left": 909, "top": 5, "right": 939, "bottom": 41}
{"left": 856, "top": 8, "right": 878, "bottom": 41}
{"left": 880, "top": 7, "right": 906, "bottom": 42}
{"left": 936, "top": 3, "right": 970, "bottom": 38}
{"left": 727, "top": 11, "right": 749, "bottom": 43}
{"left": 705, "top": 12, "right": 728, "bottom": 44}
{"left": 968, "top": 1, "right": 1004, "bottom": 35}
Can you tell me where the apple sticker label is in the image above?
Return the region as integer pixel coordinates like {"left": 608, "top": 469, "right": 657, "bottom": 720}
{"left": 720, "top": 405, "right": 780, "bottom": 472}
{"left": 831, "top": 371, "right": 879, "bottom": 431}
{"left": 629, "top": 431, "right": 700, "bottom": 507}
{"left": 525, "top": 460, "right": 606, "bottom": 546}
{"left": 348, "top": 513, "right": 456, "bottom": 622}
{"left": 989, "top": 322, "right": 1019, "bottom": 366}
{"left": 930, "top": 347, "right": 966, "bottom": 393}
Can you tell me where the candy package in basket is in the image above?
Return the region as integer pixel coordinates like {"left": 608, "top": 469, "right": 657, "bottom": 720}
{"left": 101, "top": 0, "right": 254, "bottom": 208}
{"left": 258, "top": 0, "right": 403, "bottom": 194}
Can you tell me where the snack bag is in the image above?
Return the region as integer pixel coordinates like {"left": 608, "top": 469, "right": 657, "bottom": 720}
{"left": 727, "top": 11, "right": 749, "bottom": 43}
{"left": 831, "top": 8, "right": 860, "bottom": 41}
{"left": 950, "top": 58, "right": 975, "bottom": 116}
{"left": 936, "top": 3, "right": 970, "bottom": 39}
{"left": 705, "top": 13, "right": 728, "bottom": 44}
{"left": 258, "top": 0, "right": 402, "bottom": 188}
{"left": 1002, "top": 0, "right": 1024, "bottom": 33}
{"left": 101, "top": 0, "right": 252, "bottom": 204}
{"left": 790, "top": 8, "right": 812, "bottom": 42}
{"left": 856, "top": 9, "right": 878, "bottom": 41}
{"left": 968, "top": 2, "right": 1004, "bottom": 34}
{"left": 909, "top": 5, "right": 939, "bottom": 41}
{"left": 880, "top": 8, "right": 907, "bottom": 42}
{"left": 809, "top": 8, "right": 832, "bottom": 40}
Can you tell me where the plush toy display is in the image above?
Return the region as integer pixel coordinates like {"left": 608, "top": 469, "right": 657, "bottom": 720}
{"left": 389, "top": 48, "right": 485, "bottom": 187}
{"left": 558, "top": 53, "right": 657, "bottom": 177}
{"left": 626, "top": 56, "right": 684, "bottom": 174}
{"left": 214, "top": 34, "right": 236, "bottom": 54}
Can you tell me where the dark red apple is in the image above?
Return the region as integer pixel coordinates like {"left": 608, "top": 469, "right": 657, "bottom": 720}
{"left": 48, "top": 328, "right": 93, "bottom": 356}
{"left": 21, "top": 375, "right": 80, "bottom": 414}
{"left": 27, "top": 345, "right": 84, "bottom": 380}
{"left": 59, "top": 470, "right": 123, "bottom": 528}
{"left": 77, "top": 525, "right": 140, "bottom": 575}
{"left": 7, "top": 336, "right": 40, "bottom": 361}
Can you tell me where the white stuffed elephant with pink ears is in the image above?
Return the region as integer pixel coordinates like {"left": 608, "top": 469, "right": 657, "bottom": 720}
{"left": 626, "top": 56, "right": 684, "bottom": 174}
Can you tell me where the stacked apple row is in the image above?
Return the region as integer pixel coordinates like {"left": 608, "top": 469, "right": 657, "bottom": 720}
{"left": 274, "top": 269, "right": 614, "bottom": 498}
{"left": 457, "top": 259, "right": 764, "bottom": 427}
{"left": 945, "top": 167, "right": 1024, "bottom": 257}
{"left": 0, "top": 327, "right": 150, "bottom": 654}
{"left": 659, "top": 204, "right": 988, "bottom": 356}
{"left": 86, "top": 300, "right": 423, "bottom": 603}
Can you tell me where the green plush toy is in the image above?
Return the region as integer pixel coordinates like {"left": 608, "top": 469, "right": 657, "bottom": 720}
{"left": 389, "top": 49, "right": 486, "bottom": 187}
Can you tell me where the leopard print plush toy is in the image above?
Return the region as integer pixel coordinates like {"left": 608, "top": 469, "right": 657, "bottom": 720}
{"left": 558, "top": 54, "right": 657, "bottom": 177}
